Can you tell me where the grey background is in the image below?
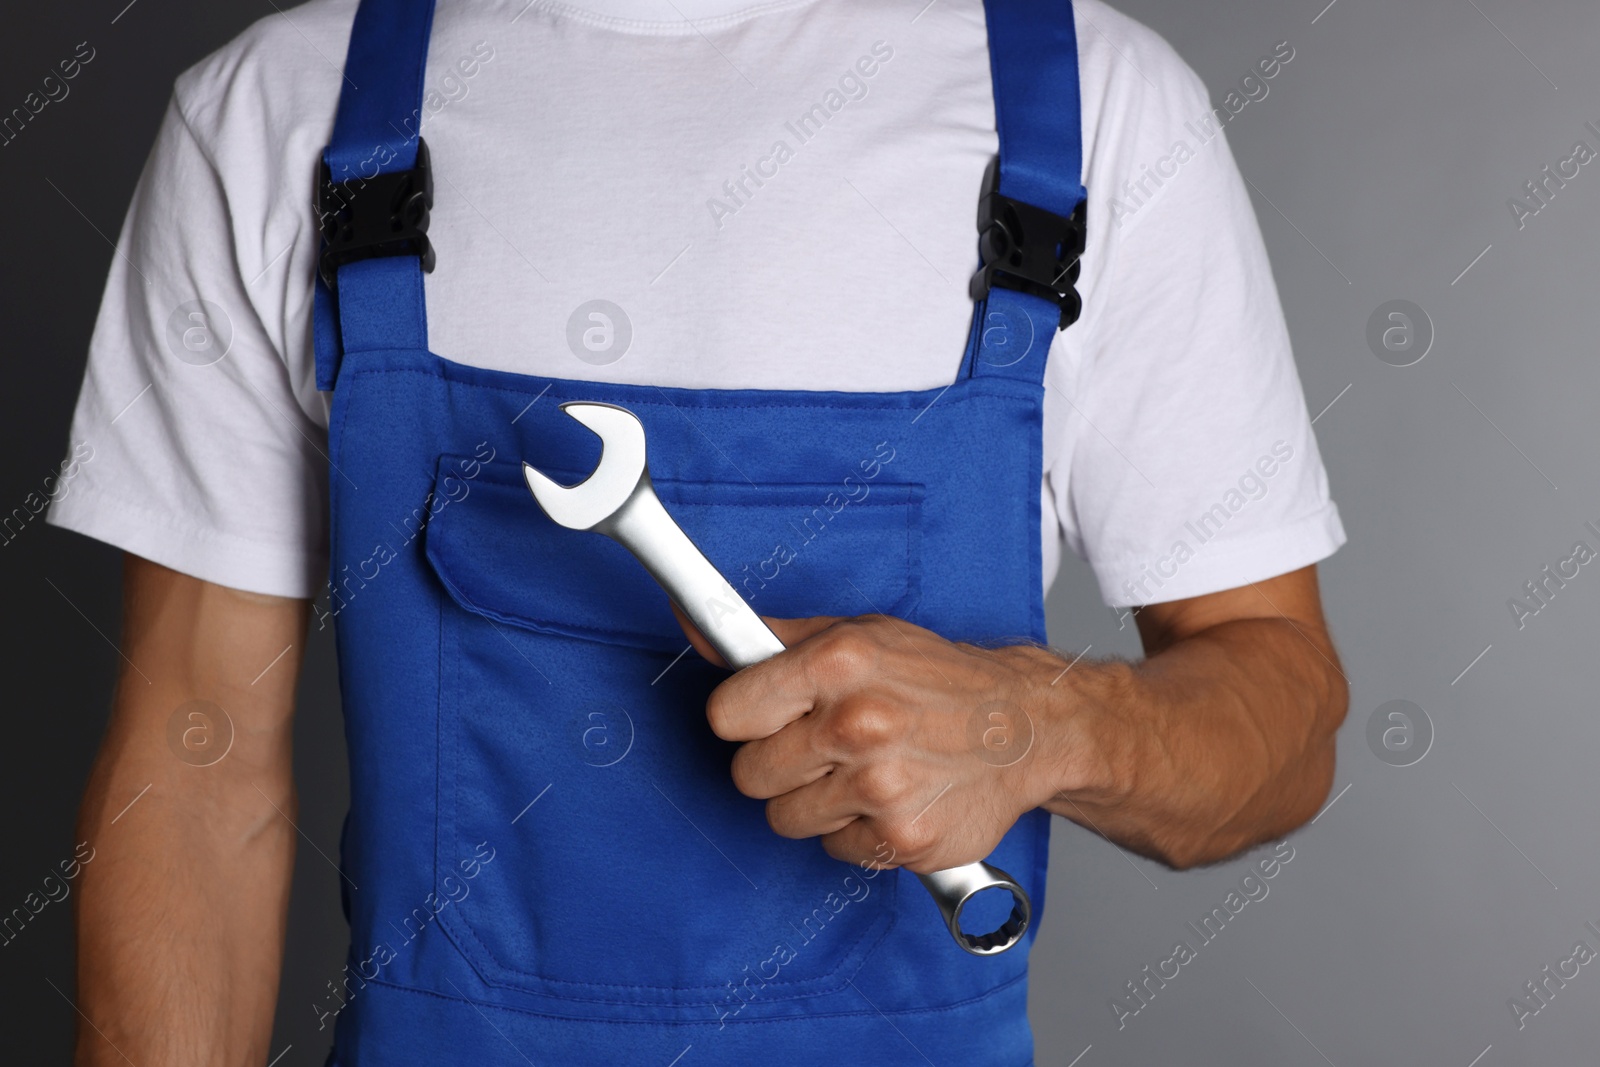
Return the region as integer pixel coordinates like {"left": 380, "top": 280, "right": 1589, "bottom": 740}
{"left": 3, "top": 0, "right": 1596, "bottom": 1064}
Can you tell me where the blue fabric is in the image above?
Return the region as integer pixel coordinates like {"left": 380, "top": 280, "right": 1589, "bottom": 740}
{"left": 964, "top": 0, "right": 1086, "bottom": 386}
{"left": 314, "top": 0, "right": 436, "bottom": 387}
{"left": 324, "top": 0, "right": 434, "bottom": 177}
{"left": 984, "top": 0, "right": 1085, "bottom": 217}
{"left": 316, "top": 0, "right": 1083, "bottom": 1062}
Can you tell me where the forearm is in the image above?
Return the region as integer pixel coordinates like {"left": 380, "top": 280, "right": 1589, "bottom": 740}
{"left": 76, "top": 721, "right": 296, "bottom": 1066}
{"left": 1030, "top": 615, "right": 1347, "bottom": 868}
{"left": 74, "top": 558, "right": 306, "bottom": 1067}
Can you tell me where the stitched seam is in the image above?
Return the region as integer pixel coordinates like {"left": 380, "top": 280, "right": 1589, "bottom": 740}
{"left": 347, "top": 365, "right": 1036, "bottom": 412}
{"left": 349, "top": 965, "right": 1028, "bottom": 1023}
{"left": 442, "top": 780, "right": 898, "bottom": 999}
{"left": 427, "top": 479, "right": 922, "bottom": 645}
{"left": 439, "top": 582, "right": 920, "bottom": 651}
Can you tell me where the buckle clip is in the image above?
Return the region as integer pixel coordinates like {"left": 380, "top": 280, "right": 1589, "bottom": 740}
{"left": 967, "top": 158, "right": 1086, "bottom": 331}
{"left": 317, "top": 138, "right": 436, "bottom": 290}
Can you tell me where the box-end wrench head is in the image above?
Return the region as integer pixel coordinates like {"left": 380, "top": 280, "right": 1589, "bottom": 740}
{"left": 522, "top": 401, "right": 1032, "bottom": 955}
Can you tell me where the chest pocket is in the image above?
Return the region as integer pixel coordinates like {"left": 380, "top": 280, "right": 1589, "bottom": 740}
{"left": 423, "top": 456, "right": 921, "bottom": 1008}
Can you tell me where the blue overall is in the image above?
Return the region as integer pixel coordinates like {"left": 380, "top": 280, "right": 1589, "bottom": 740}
{"left": 314, "top": 1, "right": 1084, "bottom": 1062}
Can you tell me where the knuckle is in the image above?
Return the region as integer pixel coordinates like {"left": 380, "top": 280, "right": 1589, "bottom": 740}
{"left": 882, "top": 820, "right": 937, "bottom": 861}
{"left": 827, "top": 699, "right": 904, "bottom": 752}
{"left": 855, "top": 761, "right": 912, "bottom": 807}
{"left": 859, "top": 613, "right": 898, "bottom": 635}
{"left": 857, "top": 613, "right": 916, "bottom": 642}
{"left": 809, "top": 628, "right": 875, "bottom": 680}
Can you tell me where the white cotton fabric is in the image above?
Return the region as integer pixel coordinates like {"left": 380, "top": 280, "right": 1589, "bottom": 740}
{"left": 48, "top": 0, "right": 1344, "bottom": 608}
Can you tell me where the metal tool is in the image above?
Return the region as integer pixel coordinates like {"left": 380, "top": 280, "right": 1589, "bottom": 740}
{"left": 521, "top": 401, "right": 1031, "bottom": 956}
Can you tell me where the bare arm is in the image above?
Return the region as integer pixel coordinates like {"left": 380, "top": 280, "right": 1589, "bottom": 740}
{"left": 691, "top": 565, "right": 1347, "bottom": 874}
{"left": 74, "top": 555, "right": 309, "bottom": 1066}
{"left": 1037, "top": 565, "right": 1347, "bottom": 867}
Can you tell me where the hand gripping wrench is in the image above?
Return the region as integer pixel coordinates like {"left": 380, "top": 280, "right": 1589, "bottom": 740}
{"left": 521, "top": 401, "right": 1030, "bottom": 955}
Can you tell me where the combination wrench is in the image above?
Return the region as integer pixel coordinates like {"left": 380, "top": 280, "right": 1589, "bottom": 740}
{"left": 521, "top": 401, "right": 1030, "bottom": 955}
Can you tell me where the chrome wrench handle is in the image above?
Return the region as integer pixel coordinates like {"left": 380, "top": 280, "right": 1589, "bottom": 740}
{"left": 522, "top": 401, "right": 1031, "bottom": 955}
{"left": 596, "top": 472, "right": 787, "bottom": 671}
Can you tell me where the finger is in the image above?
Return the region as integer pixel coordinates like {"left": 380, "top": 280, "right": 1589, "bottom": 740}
{"left": 729, "top": 716, "right": 835, "bottom": 799}
{"left": 822, "top": 812, "right": 962, "bottom": 873}
{"left": 705, "top": 659, "right": 814, "bottom": 742}
{"left": 763, "top": 755, "right": 918, "bottom": 838}
{"left": 763, "top": 770, "right": 865, "bottom": 840}
{"left": 820, "top": 817, "right": 904, "bottom": 870}
{"left": 706, "top": 616, "right": 869, "bottom": 741}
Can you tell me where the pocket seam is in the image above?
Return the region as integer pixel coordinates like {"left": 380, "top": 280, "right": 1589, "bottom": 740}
{"left": 424, "top": 460, "right": 925, "bottom": 650}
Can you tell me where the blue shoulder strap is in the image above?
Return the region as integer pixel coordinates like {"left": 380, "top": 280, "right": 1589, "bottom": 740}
{"left": 965, "top": 0, "right": 1087, "bottom": 384}
{"left": 314, "top": 0, "right": 438, "bottom": 390}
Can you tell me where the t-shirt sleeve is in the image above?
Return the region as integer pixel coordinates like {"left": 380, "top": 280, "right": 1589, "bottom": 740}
{"left": 45, "top": 90, "right": 328, "bottom": 599}
{"left": 1047, "top": 27, "right": 1345, "bottom": 608}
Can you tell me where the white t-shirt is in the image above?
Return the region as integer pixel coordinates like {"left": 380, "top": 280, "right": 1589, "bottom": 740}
{"left": 48, "top": 0, "right": 1344, "bottom": 608}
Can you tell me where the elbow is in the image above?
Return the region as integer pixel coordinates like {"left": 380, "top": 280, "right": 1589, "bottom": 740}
{"left": 1158, "top": 840, "right": 1215, "bottom": 873}
{"left": 1297, "top": 735, "right": 1340, "bottom": 827}
{"left": 1306, "top": 649, "right": 1350, "bottom": 809}
{"left": 1320, "top": 649, "right": 1351, "bottom": 741}
{"left": 1279, "top": 635, "right": 1349, "bottom": 834}
{"left": 1272, "top": 672, "right": 1347, "bottom": 842}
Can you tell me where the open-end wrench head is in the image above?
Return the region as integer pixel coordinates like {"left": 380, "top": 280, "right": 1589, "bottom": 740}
{"left": 521, "top": 402, "right": 648, "bottom": 532}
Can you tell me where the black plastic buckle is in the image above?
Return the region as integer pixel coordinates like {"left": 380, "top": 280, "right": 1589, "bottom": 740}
{"left": 317, "top": 138, "right": 436, "bottom": 290}
{"left": 967, "top": 158, "right": 1086, "bottom": 330}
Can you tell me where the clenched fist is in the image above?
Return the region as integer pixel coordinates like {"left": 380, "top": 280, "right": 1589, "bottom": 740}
{"left": 674, "top": 610, "right": 1119, "bottom": 873}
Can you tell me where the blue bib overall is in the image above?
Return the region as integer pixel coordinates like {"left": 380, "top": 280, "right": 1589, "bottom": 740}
{"left": 314, "top": 2, "right": 1085, "bottom": 1063}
